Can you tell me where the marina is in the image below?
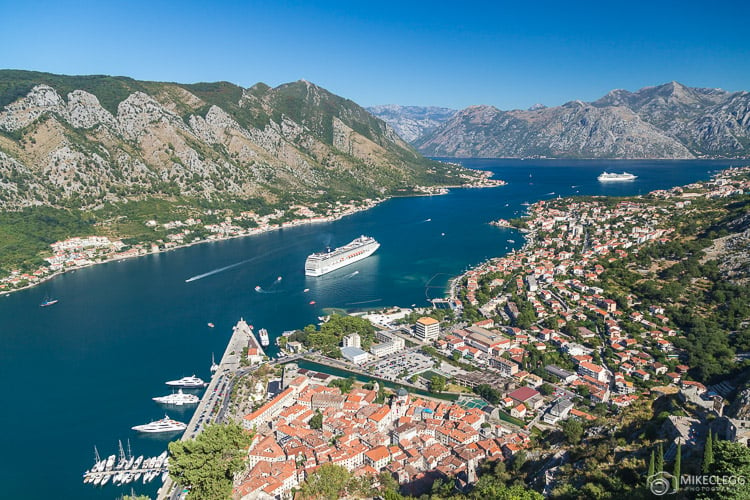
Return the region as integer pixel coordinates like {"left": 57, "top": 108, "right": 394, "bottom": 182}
{"left": 157, "top": 319, "right": 264, "bottom": 499}
{"left": 82, "top": 444, "right": 168, "bottom": 487}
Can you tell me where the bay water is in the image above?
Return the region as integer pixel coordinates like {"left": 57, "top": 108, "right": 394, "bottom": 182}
{"left": 0, "top": 159, "right": 737, "bottom": 499}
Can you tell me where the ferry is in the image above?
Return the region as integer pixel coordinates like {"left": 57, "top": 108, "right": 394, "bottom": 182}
{"left": 258, "top": 328, "right": 270, "bottom": 347}
{"left": 40, "top": 298, "right": 58, "bottom": 307}
{"left": 165, "top": 375, "right": 207, "bottom": 388}
{"left": 598, "top": 171, "right": 637, "bottom": 182}
{"left": 131, "top": 415, "right": 187, "bottom": 433}
{"left": 304, "top": 236, "right": 379, "bottom": 276}
{"left": 152, "top": 389, "right": 200, "bottom": 406}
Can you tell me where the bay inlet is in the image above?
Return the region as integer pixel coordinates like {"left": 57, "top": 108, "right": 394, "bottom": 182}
{"left": 0, "top": 159, "right": 735, "bottom": 499}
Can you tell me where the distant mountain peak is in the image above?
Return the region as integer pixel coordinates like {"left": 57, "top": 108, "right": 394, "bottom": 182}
{"left": 413, "top": 81, "right": 750, "bottom": 159}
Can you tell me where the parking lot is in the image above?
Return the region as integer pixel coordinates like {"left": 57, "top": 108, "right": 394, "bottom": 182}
{"left": 368, "top": 350, "right": 435, "bottom": 380}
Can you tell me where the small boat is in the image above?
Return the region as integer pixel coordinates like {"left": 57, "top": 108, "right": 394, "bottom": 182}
{"left": 309, "top": 301, "right": 316, "bottom": 305}
{"left": 521, "top": 201, "right": 531, "bottom": 206}
{"left": 507, "top": 239, "right": 515, "bottom": 243}
{"left": 254, "top": 285, "right": 261, "bottom": 292}
{"left": 303, "top": 288, "right": 310, "bottom": 292}
{"left": 276, "top": 276, "right": 282, "bottom": 281}
{"left": 40, "top": 297, "right": 58, "bottom": 307}
{"left": 441, "top": 232, "right": 445, "bottom": 236}
{"left": 207, "top": 322, "right": 215, "bottom": 328}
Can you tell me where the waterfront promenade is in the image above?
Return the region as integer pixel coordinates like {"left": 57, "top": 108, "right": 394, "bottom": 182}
{"left": 157, "top": 319, "right": 257, "bottom": 500}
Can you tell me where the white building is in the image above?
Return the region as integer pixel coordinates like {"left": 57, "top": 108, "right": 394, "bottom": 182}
{"left": 341, "top": 346, "right": 370, "bottom": 364}
{"left": 415, "top": 317, "right": 440, "bottom": 341}
{"left": 343, "top": 333, "right": 361, "bottom": 348}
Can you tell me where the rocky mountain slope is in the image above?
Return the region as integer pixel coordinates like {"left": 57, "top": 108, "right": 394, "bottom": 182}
{"left": 366, "top": 105, "right": 456, "bottom": 143}
{"left": 0, "top": 71, "right": 464, "bottom": 211}
{"left": 411, "top": 82, "right": 750, "bottom": 159}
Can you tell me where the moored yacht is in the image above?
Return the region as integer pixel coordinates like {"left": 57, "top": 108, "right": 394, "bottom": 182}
{"left": 258, "top": 328, "right": 270, "bottom": 347}
{"left": 165, "top": 375, "right": 207, "bottom": 388}
{"left": 152, "top": 389, "right": 200, "bottom": 406}
{"left": 131, "top": 415, "right": 187, "bottom": 433}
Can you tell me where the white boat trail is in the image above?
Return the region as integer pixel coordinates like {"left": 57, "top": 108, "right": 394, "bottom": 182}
{"left": 185, "top": 258, "right": 254, "bottom": 282}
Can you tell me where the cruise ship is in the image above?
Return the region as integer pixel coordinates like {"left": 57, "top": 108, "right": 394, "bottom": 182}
{"left": 131, "top": 415, "right": 187, "bottom": 433}
{"left": 304, "top": 236, "right": 379, "bottom": 276}
{"left": 258, "top": 328, "right": 270, "bottom": 347}
{"left": 152, "top": 389, "right": 200, "bottom": 406}
{"left": 597, "top": 171, "right": 637, "bottom": 182}
{"left": 165, "top": 375, "right": 207, "bottom": 388}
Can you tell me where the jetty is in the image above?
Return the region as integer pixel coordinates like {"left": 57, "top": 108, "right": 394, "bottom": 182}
{"left": 157, "top": 318, "right": 263, "bottom": 499}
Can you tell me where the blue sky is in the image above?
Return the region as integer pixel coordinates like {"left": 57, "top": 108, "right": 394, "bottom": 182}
{"left": 1, "top": 0, "right": 748, "bottom": 110}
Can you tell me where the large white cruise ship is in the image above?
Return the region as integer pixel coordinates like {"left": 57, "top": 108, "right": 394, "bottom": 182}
{"left": 131, "top": 415, "right": 187, "bottom": 433}
{"left": 598, "top": 171, "right": 637, "bottom": 182}
{"left": 305, "top": 236, "right": 380, "bottom": 276}
{"left": 165, "top": 375, "right": 207, "bottom": 388}
{"left": 152, "top": 389, "right": 200, "bottom": 406}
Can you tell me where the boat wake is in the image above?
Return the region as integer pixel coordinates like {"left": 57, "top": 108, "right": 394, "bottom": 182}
{"left": 345, "top": 298, "right": 382, "bottom": 306}
{"left": 185, "top": 259, "right": 253, "bottom": 282}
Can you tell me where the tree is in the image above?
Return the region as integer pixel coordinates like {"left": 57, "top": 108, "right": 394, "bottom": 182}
{"left": 673, "top": 442, "right": 681, "bottom": 492}
{"left": 310, "top": 411, "right": 323, "bottom": 430}
{"left": 647, "top": 449, "right": 655, "bottom": 484}
{"left": 168, "top": 422, "right": 252, "bottom": 500}
{"left": 298, "top": 463, "right": 352, "bottom": 500}
{"left": 560, "top": 418, "right": 584, "bottom": 445}
{"left": 538, "top": 383, "right": 554, "bottom": 396}
{"left": 703, "top": 430, "right": 714, "bottom": 473}
{"left": 703, "top": 440, "right": 750, "bottom": 500}
{"left": 430, "top": 375, "right": 447, "bottom": 393}
{"left": 655, "top": 442, "right": 664, "bottom": 474}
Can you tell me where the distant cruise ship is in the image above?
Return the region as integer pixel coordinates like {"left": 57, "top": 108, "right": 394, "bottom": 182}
{"left": 131, "top": 415, "right": 187, "bottom": 433}
{"left": 152, "top": 389, "right": 199, "bottom": 406}
{"left": 304, "top": 236, "right": 380, "bottom": 276}
{"left": 598, "top": 171, "right": 637, "bottom": 182}
{"left": 165, "top": 375, "right": 207, "bottom": 388}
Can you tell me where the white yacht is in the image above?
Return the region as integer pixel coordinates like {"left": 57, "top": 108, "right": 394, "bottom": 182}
{"left": 152, "top": 389, "right": 200, "bottom": 406}
{"left": 131, "top": 415, "right": 187, "bottom": 433}
{"left": 598, "top": 171, "right": 637, "bottom": 182}
{"left": 165, "top": 375, "right": 207, "bottom": 388}
{"left": 258, "top": 328, "right": 270, "bottom": 347}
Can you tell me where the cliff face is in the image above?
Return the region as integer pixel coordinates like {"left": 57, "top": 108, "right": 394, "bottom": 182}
{"left": 0, "top": 71, "right": 446, "bottom": 210}
{"left": 394, "top": 82, "right": 750, "bottom": 159}
{"left": 366, "top": 105, "right": 457, "bottom": 143}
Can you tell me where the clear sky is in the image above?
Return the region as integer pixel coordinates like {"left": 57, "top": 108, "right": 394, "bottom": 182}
{"left": 1, "top": 0, "right": 748, "bottom": 110}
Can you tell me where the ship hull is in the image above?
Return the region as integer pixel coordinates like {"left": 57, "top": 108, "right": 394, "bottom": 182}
{"left": 305, "top": 241, "right": 379, "bottom": 276}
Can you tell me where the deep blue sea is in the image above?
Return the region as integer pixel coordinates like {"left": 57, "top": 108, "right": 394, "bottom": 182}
{"left": 0, "top": 159, "right": 739, "bottom": 499}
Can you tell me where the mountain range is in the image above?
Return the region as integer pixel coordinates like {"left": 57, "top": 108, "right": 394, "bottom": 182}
{"left": 0, "top": 70, "right": 466, "bottom": 212}
{"left": 369, "top": 82, "right": 750, "bottom": 159}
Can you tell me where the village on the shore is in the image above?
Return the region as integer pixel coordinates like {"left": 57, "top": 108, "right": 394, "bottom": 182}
{"left": 0, "top": 171, "right": 505, "bottom": 294}
{"left": 220, "top": 167, "right": 750, "bottom": 498}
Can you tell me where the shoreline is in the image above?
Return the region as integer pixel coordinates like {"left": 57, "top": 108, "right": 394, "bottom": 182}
{"left": 0, "top": 179, "right": 505, "bottom": 298}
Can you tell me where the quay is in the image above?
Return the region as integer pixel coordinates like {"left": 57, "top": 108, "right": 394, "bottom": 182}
{"left": 157, "top": 318, "right": 262, "bottom": 500}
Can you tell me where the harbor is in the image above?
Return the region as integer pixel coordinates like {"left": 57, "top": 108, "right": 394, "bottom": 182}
{"left": 82, "top": 442, "right": 169, "bottom": 487}
{"left": 157, "top": 319, "right": 264, "bottom": 499}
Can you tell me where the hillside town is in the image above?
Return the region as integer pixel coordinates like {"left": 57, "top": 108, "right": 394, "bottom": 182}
{"left": 224, "top": 167, "right": 750, "bottom": 498}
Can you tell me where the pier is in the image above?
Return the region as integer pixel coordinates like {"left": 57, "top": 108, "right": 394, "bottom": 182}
{"left": 157, "top": 318, "right": 261, "bottom": 500}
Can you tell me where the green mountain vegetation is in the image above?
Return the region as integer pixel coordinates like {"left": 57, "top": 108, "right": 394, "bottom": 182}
{"left": 0, "top": 70, "right": 478, "bottom": 276}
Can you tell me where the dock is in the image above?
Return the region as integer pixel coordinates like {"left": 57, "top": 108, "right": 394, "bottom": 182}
{"left": 157, "top": 318, "right": 260, "bottom": 500}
